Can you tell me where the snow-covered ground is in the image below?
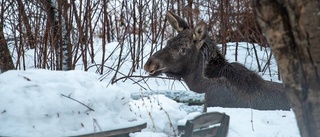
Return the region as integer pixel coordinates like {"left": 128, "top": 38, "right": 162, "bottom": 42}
{"left": 0, "top": 41, "right": 300, "bottom": 137}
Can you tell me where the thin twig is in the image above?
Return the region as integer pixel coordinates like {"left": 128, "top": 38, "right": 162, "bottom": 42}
{"left": 61, "top": 93, "right": 95, "bottom": 111}
{"left": 156, "top": 97, "right": 177, "bottom": 136}
{"left": 93, "top": 118, "right": 102, "bottom": 132}
{"left": 251, "top": 109, "right": 254, "bottom": 131}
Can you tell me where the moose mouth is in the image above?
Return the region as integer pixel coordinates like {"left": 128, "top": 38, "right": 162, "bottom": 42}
{"left": 147, "top": 67, "right": 167, "bottom": 76}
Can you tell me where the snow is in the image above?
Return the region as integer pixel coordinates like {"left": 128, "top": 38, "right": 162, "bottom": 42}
{"left": 0, "top": 69, "right": 144, "bottom": 136}
{"left": 207, "top": 107, "right": 299, "bottom": 137}
{"left": 0, "top": 41, "right": 300, "bottom": 137}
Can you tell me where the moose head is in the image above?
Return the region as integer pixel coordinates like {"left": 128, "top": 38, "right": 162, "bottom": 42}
{"left": 144, "top": 11, "right": 217, "bottom": 80}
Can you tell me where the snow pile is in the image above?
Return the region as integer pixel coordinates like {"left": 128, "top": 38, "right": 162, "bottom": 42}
{"left": 0, "top": 69, "right": 144, "bottom": 136}
{"left": 130, "top": 95, "right": 188, "bottom": 136}
{"left": 0, "top": 69, "right": 301, "bottom": 137}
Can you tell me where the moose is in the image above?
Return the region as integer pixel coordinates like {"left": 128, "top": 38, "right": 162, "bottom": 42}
{"left": 144, "top": 11, "right": 291, "bottom": 110}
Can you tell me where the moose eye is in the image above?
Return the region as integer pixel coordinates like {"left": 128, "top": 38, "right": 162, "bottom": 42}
{"left": 179, "top": 48, "right": 186, "bottom": 54}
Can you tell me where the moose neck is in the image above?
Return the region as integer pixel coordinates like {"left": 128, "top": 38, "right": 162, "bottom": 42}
{"left": 181, "top": 55, "right": 212, "bottom": 93}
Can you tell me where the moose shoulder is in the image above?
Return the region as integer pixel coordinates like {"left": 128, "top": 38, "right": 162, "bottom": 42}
{"left": 144, "top": 11, "right": 290, "bottom": 110}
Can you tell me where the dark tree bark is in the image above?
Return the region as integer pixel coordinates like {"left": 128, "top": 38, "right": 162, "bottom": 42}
{"left": 0, "top": 24, "right": 15, "bottom": 73}
{"left": 0, "top": 3, "right": 14, "bottom": 73}
{"left": 252, "top": 0, "right": 320, "bottom": 137}
{"left": 17, "top": 0, "right": 35, "bottom": 49}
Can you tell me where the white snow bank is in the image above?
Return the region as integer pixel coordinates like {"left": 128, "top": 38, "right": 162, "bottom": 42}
{"left": 0, "top": 69, "right": 144, "bottom": 137}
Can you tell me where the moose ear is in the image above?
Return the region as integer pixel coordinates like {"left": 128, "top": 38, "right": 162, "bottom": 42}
{"left": 166, "top": 11, "right": 189, "bottom": 32}
{"left": 193, "top": 21, "right": 208, "bottom": 49}
{"left": 193, "top": 21, "right": 208, "bottom": 41}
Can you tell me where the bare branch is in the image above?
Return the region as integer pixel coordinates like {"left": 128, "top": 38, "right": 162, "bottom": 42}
{"left": 61, "top": 93, "right": 95, "bottom": 112}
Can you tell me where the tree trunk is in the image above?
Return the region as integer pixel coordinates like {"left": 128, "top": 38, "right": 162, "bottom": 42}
{"left": 0, "top": 2, "right": 14, "bottom": 73}
{"left": 17, "top": 0, "right": 35, "bottom": 49}
{"left": 252, "top": 0, "right": 320, "bottom": 137}
{"left": 42, "top": 0, "right": 71, "bottom": 70}
{"left": 0, "top": 20, "right": 15, "bottom": 73}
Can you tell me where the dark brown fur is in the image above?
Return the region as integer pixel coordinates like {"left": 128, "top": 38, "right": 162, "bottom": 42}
{"left": 144, "top": 11, "right": 290, "bottom": 110}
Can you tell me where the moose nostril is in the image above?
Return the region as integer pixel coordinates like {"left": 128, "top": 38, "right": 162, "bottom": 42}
{"left": 146, "top": 63, "right": 157, "bottom": 74}
{"left": 144, "top": 59, "right": 161, "bottom": 74}
{"left": 144, "top": 60, "right": 154, "bottom": 72}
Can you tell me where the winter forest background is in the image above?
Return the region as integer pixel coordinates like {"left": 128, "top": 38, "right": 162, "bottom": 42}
{"left": 0, "top": 0, "right": 276, "bottom": 80}
{"left": 2, "top": 0, "right": 320, "bottom": 136}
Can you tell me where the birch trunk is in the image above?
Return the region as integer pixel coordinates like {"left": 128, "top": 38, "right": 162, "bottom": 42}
{"left": 42, "top": 0, "right": 71, "bottom": 70}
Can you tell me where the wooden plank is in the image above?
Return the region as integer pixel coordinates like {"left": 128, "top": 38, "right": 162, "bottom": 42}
{"left": 190, "top": 113, "right": 230, "bottom": 137}
{"left": 215, "top": 114, "right": 230, "bottom": 137}
{"left": 183, "top": 120, "right": 194, "bottom": 137}
{"left": 191, "top": 127, "right": 218, "bottom": 137}
{"left": 190, "top": 112, "right": 225, "bottom": 130}
{"left": 179, "top": 112, "right": 229, "bottom": 137}
{"left": 73, "top": 122, "right": 147, "bottom": 137}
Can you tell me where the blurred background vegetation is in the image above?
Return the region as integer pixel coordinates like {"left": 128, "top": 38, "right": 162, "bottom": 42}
{"left": 0, "top": 0, "right": 273, "bottom": 80}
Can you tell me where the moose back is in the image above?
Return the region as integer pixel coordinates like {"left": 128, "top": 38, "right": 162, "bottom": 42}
{"left": 144, "top": 11, "right": 290, "bottom": 110}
